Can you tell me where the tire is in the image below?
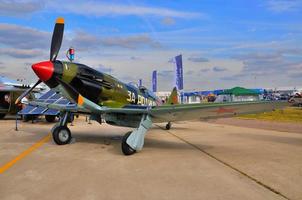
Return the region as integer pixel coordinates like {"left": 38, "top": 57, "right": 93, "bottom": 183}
{"left": 0, "top": 114, "right": 6, "bottom": 119}
{"left": 121, "top": 132, "right": 136, "bottom": 156}
{"left": 165, "top": 122, "right": 171, "bottom": 130}
{"left": 52, "top": 126, "right": 72, "bottom": 145}
{"left": 45, "top": 115, "right": 56, "bottom": 123}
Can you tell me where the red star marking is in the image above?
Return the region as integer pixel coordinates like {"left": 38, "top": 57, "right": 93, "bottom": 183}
{"left": 211, "top": 107, "right": 236, "bottom": 114}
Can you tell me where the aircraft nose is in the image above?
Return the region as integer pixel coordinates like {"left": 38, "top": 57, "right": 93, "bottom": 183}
{"left": 32, "top": 61, "right": 54, "bottom": 81}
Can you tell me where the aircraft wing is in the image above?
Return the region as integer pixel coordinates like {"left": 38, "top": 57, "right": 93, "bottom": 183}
{"left": 28, "top": 100, "right": 149, "bottom": 114}
{"left": 81, "top": 99, "right": 288, "bottom": 123}
{"left": 0, "top": 85, "right": 28, "bottom": 92}
{"left": 149, "top": 101, "right": 289, "bottom": 123}
{"left": 28, "top": 101, "right": 80, "bottom": 112}
{"left": 50, "top": 78, "right": 288, "bottom": 122}
{"left": 26, "top": 95, "right": 288, "bottom": 124}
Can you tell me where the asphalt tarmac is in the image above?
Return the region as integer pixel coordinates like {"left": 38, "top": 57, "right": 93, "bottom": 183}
{"left": 0, "top": 117, "right": 301, "bottom": 200}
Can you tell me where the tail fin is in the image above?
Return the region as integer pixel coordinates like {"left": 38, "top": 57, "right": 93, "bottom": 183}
{"left": 165, "top": 87, "right": 179, "bottom": 105}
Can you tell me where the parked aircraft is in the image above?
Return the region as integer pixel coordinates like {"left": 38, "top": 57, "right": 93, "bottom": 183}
{"left": 0, "top": 77, "right": 37, "bottom": 119}
{"left": 16, "top": 18, "right": 288, "bottom": 155}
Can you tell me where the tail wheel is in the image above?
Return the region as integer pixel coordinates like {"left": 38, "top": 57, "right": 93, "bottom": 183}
{"left": 165, "top": 122, "right": 171, "bottom": 130}
{"left": 52, "top": 126, "right": 71, "bottom": 145}
{"left": 121, "top": 132, "right": 136, "bottom": 156}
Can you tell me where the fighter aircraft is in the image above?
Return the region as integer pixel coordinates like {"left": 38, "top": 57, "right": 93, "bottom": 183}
{"left": 0, "top": 77, "right": 39, "bottom": 119}
{"left": 16, "top": 18, "right": 288, "bottom": 155}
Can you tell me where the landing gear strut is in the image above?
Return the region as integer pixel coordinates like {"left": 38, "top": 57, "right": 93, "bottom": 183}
{"left": 51, "top": 112, "right": 72, "bottom": 145}
{"left": 121, "top": 115, "right": 152, "bottom": 156}
{"left": 165, "top": 122, "right": 171, "bottom": 130}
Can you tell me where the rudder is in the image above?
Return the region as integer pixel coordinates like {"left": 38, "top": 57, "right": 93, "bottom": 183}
{"left": 165, "top": 87, "right": 178, "bottom": 105}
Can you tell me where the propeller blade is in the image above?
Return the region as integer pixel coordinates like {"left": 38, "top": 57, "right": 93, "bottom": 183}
{"left": 55, "top": 77, "right": 102, "bottom": 112}
{"left": 15, "top": 80, "right": 42, "bottom": 104}
{"left": 50, "top": 17, "right": 64, "bottom": 62}
{"left": 55, "top": 77, "right": 79, "bottom": 103}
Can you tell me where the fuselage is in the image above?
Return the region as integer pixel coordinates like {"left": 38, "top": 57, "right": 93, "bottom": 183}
{"left": 32, "top": 60, "right": 162, "bottom": 108}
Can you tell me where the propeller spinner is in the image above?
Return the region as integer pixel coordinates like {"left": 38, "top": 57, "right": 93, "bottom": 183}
{"left": 15, "top": 17, "right": 65, "bottom": 104}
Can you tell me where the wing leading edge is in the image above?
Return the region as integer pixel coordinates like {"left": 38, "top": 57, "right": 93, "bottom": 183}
{"left": 27, "top": 98, "right": 289, "bottom": 123}
{"left": 149, "top": 101, "right": 289, "bottom": 123}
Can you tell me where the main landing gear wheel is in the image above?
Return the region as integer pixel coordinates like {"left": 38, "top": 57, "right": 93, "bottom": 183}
{"left": 121, "top": 132, "right": 136, "bottom": 156}
{"left": 166, "top": 122, "right": 171, "bottom": 130}
{"left": 52, "top": 126, "right": 71, "bottom": 145}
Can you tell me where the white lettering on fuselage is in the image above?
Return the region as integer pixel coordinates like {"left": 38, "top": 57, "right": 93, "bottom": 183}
{"left": 127, "top": 90, "right": 155, "bottom": 106}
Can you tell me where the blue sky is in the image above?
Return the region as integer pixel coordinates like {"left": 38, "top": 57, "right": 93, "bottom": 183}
{"left": 0, "top": 0, "right": 302, "bottom": 90}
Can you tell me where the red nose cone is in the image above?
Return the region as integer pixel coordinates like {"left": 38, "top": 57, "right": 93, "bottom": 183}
{"left": 32, "top": 61, "right": 54, "bottom": 81}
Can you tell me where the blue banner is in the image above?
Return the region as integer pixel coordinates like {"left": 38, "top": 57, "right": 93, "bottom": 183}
{"left": 138, "top": 79, "right": 142, "bottom": 87}
{"left": 152, "top": 70, "right": 157, "bottom": 92}
{"left": 175, "top": 54, "right": 183, "bottom": 90}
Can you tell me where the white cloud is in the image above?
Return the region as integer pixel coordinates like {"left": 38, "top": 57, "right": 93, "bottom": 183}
{"left": 161, "top": 17, "right": 176, "bottom": 26}
{"left": 0, "top": 48, "right": 43, "bottom": 58}
{"left": 0, "top": 13, "right": 301, "bottom": 90}
{"left": 266, "top": 0, "right": 301, "bottom": 13}
{"left": 188, "top": 56, "right": 209, "bottom": 62}
{"left": 213, "top": 66, "right": 227, "bottom": 72}
{"left": 70, "top": 31, "right": 162, "bottom": 50}
{"left": 101, "top": 34, "right": 161, "bottom": 49}
{"left": 47, "top": 1, "right": 203, "bottom": 18}
{"left": 0, "top": 0, "right": 44, "bottom": 16}
{"left": 0, "top": 23, "right": 49, "bottom": 49}
{"left": 232, "top": 51, "right": 302, "bottom": 74}
{"left": 0, "top": 0, "right": 204, "bottom": 19}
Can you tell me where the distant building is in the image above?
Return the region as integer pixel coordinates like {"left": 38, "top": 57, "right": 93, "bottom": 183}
{"left": 215, "top": 87, "right": 260, "bottom": 102}
{"left": 266, "top": 86, "right": 302, "bottom": 95}
{"left": 156, "top": 87, "right": 265, "bottom": 104}
{"left": 156, "top": 91, "right": 172, "bottom": 103}
{"left": 183, "top": 92, "right": 201, "bottom": 104}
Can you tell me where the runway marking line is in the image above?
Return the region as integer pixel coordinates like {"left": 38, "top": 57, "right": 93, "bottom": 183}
{"left": 0, "top": 133, "right": 51, "bottom": 174}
